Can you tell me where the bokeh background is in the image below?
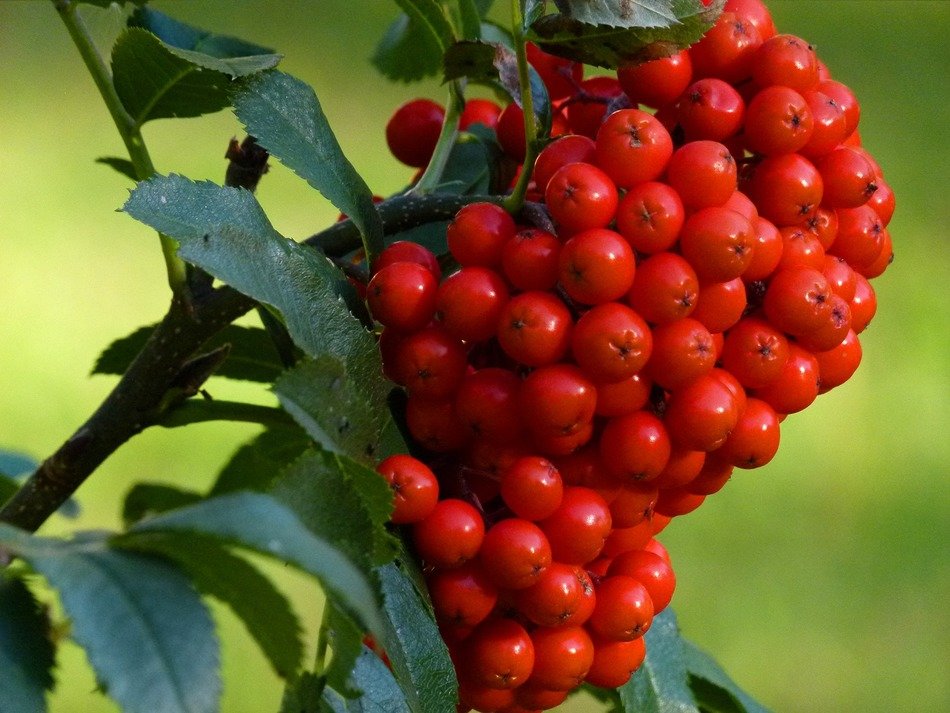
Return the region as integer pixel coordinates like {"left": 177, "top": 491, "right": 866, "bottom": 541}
{"left": 1, "top": 2, "right": 947, "bottom": 712}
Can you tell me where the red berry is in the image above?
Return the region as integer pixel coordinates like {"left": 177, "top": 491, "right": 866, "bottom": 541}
{"left": 386, "top": 98, "right": 445, "bottom": 167}
{"left": 376, "top": 454, "right": 440, "bottom": 525}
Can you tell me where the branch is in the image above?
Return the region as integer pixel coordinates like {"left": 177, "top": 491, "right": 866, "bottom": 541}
{"left": 0, "top": 184, "right": 502, "bottom": 535}
{"left": 0, "top": 288, "right": 255, "bottom": 533}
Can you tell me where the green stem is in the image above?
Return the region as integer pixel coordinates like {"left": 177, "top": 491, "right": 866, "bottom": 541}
{"left": 158, "top": 400, "right": 296, "bottom": 430}
{"left": 53, "top": 0, "right": 189, "bottom": 299}
{"left": 502, "top": 0, "right": 539, "bottom": 214}
{"left": 313, "top": 605, "right": 333, "bottom": 675}
{"left": 409, "top": 82, "right": 465, "bottom": 195}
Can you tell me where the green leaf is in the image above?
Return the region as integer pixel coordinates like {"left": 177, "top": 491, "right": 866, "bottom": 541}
{"left": 579, "top": 683, "right": 624, "bottom": 711}
{"left": 111, "top": 28, "right": 280, "bottom": 126}
{"left": 129, "top": 7, "right": 276, "bottom": 58}
{"left": 324, "top": 601, "right": 366, "bottom": 699}
{"left": 456, "top": 0, "right": 483, "bottom": 40}
{"left": 523, "top": 0, "right": 546, "bottom": 28}
{"left": 210, "top": 427, "right": 311, "bottom": 495}
{"left": 0, "top": 525, "right": 219, "bottom": 713}
{"left": 93, "top": 324, "right": 286, "bottom": 383}
{"left": 396, "top": 0, "right": 455, "bottom": 52}
{"left": 619, "top": 608, "right": 699, "bottom": 713}
{"left": 122, "top": 175, "right": 389, "bottom": 422}
{"left": 376, "top": 562, "right": 456, "bottom": 713}
{"left": 280, "top": 671, "right": 324, "bottom": 713}
{"left": 552, "top": 0, "right": 677, "bottom": 28}
{"left": 115, "top": 530, "right": 304, "bottom": 681}
{"left": 0, "top": 576, "right": 55, "bottom": 713}
{"left": 129, "top": 492, "right": 386, "bottom": 638}
{"left": 372, "top": 13, "right": 444, "bottom": 82}
{"left": 274, "top": 357, "right": 381, "bottom": 465}
{"left": 271, "top": 449, "right": 396, "bottom": 570}
{"left": 322, "top": 648, "right": 410, "bottom": 712}
{"left": 682, "top": 640, "right": 772, "bottom": 713}
{"left": 232, "top": 71, "right": 384, "bottom": 261}
{"left": 122, "top": 483, "right": 203, "bottom": 527}
{"left": 96, "top": 156, "right": 138, "bottom": 181}
{"left": 528, "top": 0, "right": 722, "bottom": 69}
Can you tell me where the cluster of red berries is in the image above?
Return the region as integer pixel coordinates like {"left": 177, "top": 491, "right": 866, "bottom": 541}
{"left": 374, "top": 0, "right": 892, "bottom": 710}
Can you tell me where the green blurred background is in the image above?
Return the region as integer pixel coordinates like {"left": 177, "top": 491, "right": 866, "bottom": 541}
{"left": 1, "top": 1, "right": 947, "bottom": 712}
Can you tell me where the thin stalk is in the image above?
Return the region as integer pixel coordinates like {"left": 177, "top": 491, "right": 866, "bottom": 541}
{"left": 409, "top": 81, "right": 465, "bottom": 195}
{"left": 502, "top": 0, "right": 540, "bottom": 214}
{"left": 313, "top": 605, "right": 333, "bottom": 676}
{"left": 53, "top": 0, "right": 188, "bottom": 299}
{"left": 157, "top": 400, "right": 296, "bottom": 430}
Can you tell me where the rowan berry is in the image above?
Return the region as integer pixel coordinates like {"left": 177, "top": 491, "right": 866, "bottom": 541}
{"left": 617, "top": 50, "right": 693, "bottom": 108}
{"left": 545, "top": 162, "right": 619, "bottom": 235}
{"left": 558, "top": 228, "right": 637, "bottom": 305}
{"left": 479, "top": 518, "right": 553, "bottom": 589}
{"left": 595, "top": 108, "right": 673, "bottom": 188}
{"left": 615, "top": 181, "right": 685, "bottom": 255}
{"left": 413, "top": 498, "right": 485, "bottom": 568}
{"left": 500, "top": 456, "right": 564, "bottom": 522}
{"left": 447, "top": 202, "right": 516, "bottom": 268}
{"left": 376, "top": 454, "right": 440, "bottom": 525}
{"left": 386, "top": 98, "right": 445, "bottom": 167}
{"left": 571, "top": 302, "right": 652, "bottom": 383}
{"left": 465, "top": 618, "right": 535, "bottom": 690}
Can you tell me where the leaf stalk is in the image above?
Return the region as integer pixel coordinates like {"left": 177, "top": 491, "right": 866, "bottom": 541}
{"left": 502, "top": 0, "right": 540, "bottom": 214}
{"left": 53, "top": 0, "right": 189, "bottom": 300}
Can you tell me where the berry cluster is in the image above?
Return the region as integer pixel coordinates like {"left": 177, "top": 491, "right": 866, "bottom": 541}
{"left": 375, "top": 0, "right": 893, "bottom": 709}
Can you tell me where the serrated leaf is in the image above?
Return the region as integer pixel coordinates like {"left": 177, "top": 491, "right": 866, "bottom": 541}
{"left": 372, "top": 13, "right": 443, "bottom": 82}
{"left": 129, "top": 7, "right": 276, "bottom": 58}
{"left": 321, "top": 648, "right": 410, "bottom": 712}
{"left": 683, "top": 640, "right": 772, "bottom": 713}
{"left": 376, "top": 562, "right": 456, "bottom": 713}
{"left": 122, "top": 175, "right": 390, "bottom": 424}
{"left": 619, "top": 608, "right": 699, "bottom": 713}
{"left": 93, "top": 324, "right": 286, "bottom": 383}
{"left": 553, "top": 0, "right": 677, "bottom": 28}
{"left": 323, "top": 602, "right": 366, "bottom": 699}
{"left": 111, "top": 28, "right": 279, "bottom": 127}
{"left": 523, "top": 0, "right": 546, "bottom": 28}
{"left": 443, "top": 42, "right": 552, "bottom": 138}
{"left": 96, "top": 156, "right": 138, "bottom": 181}
{"left": 271, "top": 449, "right": 395, "bottom": 569}
{"left": 396, "top": 0, "right": 455, "bottom": 51}
{"left": 280, "top": 671, "right": 324, "bottom": 713}
{"left": 122, "top": 483, "right": 203, "bottom": 527}
{"left": 528, "top": 0, "right": 722, "bottom": 69}
{"left": 128, "top": 492, "right": 386, "bottom": 638}
{"left": 0, "top": 525, "right": 219, "bottom": 713}
{"left": 210, "top": 427, "right": 311, "bottom": 495}
{"left": 115, "top": 530, "right": 304, "bottom": 680}
{"left": 456, "top": 0, "right": 483, "bottom": 40}
{"left": 0, "top": 576, "right": 55, "bottom": 713}
{"left": 274, "top": 357, "right": 380, "bottom": 464}
{"left": 232, "top": 71, "right": 384, "bottom": 261}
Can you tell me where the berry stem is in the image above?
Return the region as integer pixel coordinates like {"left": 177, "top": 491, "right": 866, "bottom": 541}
{"left": 502, "top": 0, "right": 539, "bottom": 215}
{"left": 53, "top": 0, "right": 190, "bottom": 305}
{"left": 409, "top": 82, "right": 465, "bottom": 195}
